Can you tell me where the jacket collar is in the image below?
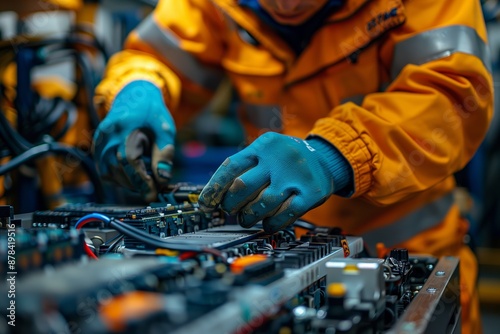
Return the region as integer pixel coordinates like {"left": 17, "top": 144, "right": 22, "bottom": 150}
{"left": 213, "top": 0, "right": 370, "bottom": 21}
{"left": 213, "top": 0, "right": 405, "bottom": 85}
{"left": 327, "top": 0, "right": 371, "bottom": 22}
{"left": 213, "top": 0, "right": 295, "bottom": 65}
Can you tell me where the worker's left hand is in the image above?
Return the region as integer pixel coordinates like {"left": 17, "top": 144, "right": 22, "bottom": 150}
{"left": 198, "top": 132, "right": 337, "bottom": 233}
{"left": 92, "top": 80, "right": 176, "bottom": 202}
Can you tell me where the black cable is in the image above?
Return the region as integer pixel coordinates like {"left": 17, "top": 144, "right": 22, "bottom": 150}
{"left": 0, "top": 148, "right": 10, "bottom": 158}
{"left": 282, "top": 228, "right": 296, "bottom": 241}
{"left": 35, "top": 36, "right": 105, "bottom": 130}
{"left": 0, "top": 49, "right": 77, "bottom": 149}
{"left": 25, "top": 46, "right": 85, "bottom": 138}
{"left": 0, "top": 109, "right": 31, "bottom": 155}
{"left": 76, "top": 214, "right": 228, "bottom": 256}
{"left": 7, "top": 36, "right": 108, "bottom": 62}
{"left": 109, "top": 218, "right": 216, "bottom": 252}
{"left": 68, "top": 27, "right": 110, "bottom": 61}
{"left": 293, "top": 219, "right": 317, "bottom": 231}
{"left": 29, "top": 96, "right": 78, "bottom": 142}
{"left": 0, "top": 98, "right": 75, "bottom": 154}
{"left": 104, "top": 234, "right": 124, "bottom": 254}
{"left": 74, "top": 51, "right": 101, "bottom": 129}
{"left": 0, "top": 33, "right": 112, "bottom": 196}
{"left": 48, "top": 100, "right": 78, "bottom": 141}
{"left": 0, "top": 35, "right": 110, "bottom": 206}
{"left": 0, "top": 142, "right": 104, "bottom": 202}
{"left": 101, "top": 233, "right": 122, "bottom": 246}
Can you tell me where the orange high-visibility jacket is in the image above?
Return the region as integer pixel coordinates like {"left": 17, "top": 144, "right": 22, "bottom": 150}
{"left": 95, "top": 1, "right": 493, "bottom": 332}
{"left": 96, "top": 0, "right": 493, "bottom": 244}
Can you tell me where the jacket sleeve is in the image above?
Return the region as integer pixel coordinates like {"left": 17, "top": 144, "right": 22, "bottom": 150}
{"left": 94, "top": 0, "right": 226, "bottom": 127}
{"left": 309, "top": 0, "right": 493, "bottom": 206}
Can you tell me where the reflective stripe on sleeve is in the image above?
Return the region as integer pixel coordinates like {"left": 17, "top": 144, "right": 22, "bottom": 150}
{"left": 391, "top": 25, "right": 492, "bottom": 80}
{"left": 339, "top": 82, "right": 389, "bottom": 106}
{"left": 340, "top": 94, "right": 366, "bottom": 106}
{"left": 136, "top": 14, "right": 224, "bottom": 91}
{"left": 362, "top": 192, "right": 454, "bottom": 252}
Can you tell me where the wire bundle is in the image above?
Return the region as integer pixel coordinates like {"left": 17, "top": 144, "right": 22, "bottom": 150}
{"left": 75, "top": 213, "right": 227, "bottom": 261}
{"left": 0, "top": 28, "right": 109, "bottom": 205}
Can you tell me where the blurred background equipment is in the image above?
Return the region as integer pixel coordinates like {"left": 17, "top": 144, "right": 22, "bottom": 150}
{"left": 0, "top": 0, "right": 111, "bottom": 212}
{"left": 0, "top": 0, "right": 243, "bottom": 212}
{"left": 0, "top": 1, "right": 170, "bottom": 214}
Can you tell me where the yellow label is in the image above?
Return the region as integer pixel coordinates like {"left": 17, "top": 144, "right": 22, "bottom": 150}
{"left": 341, "top": 239, "right": 350, "bottom": 257}
{"left": 188, "top": 194, "right": 199, "bottom": 203}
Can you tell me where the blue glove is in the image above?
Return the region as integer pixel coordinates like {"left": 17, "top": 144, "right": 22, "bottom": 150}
{"left": 92, "top": 80, "right": 176, "bottom": 201}
{"left": 198, "top": 132, "right": 352, "bottom": 233}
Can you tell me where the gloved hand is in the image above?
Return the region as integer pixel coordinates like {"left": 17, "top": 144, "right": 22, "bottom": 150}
{"left": 92, "top": 80, "right": 176, "bottom": 201}
{"left": 198, "top": 132, "right": 352, "bottom": 233}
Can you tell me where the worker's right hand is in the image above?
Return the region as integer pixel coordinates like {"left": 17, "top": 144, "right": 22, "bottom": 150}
{"left": 92, "top": 80, "right": 176, "bottom": 201}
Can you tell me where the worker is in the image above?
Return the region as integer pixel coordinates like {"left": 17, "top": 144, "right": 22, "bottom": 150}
{"left": 92, "top": 1, "right": 493, "bottom": 333}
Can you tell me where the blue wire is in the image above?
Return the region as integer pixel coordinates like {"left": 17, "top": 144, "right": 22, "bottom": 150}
{"left": 75, "top": 213, "right": 111, "bottom": 228}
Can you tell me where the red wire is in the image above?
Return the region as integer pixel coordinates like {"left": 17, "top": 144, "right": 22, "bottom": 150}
{"left": 77, "top": 218, "right": 99, "bottom": 260}
{"left": 179, "top": 251, "right": 198, "bottom": 261}
{"left": 201, "top": 248, "right": 228, "bottom": 264}
{"left": 84, "top": 243, "right": 98, "bottom": 259}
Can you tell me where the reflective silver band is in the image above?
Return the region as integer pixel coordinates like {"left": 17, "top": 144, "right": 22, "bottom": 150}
{"left": 391, "top": 25, "right": 492, "bottom": 79}
{"left": 339, "top": 82, "right": 389, "bottom": 106}
{"left": 237, "top": 26, "right": 259, "bottom": 46}
{"left": 136, "top": 14, "right": 224, "bottom": 91}
{"left": 243, "top": 103, "right": 283, "bottom": 131}
{"left": 362, "top": 192, "right": 454, "bottom": 252}
{"left": 340, "top": 94, "right": 366, "bottom": 106}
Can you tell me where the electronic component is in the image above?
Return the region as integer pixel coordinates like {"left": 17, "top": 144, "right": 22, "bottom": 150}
{"left": 0, "top": 228, "right": 364, "bottom": 334}
{"left": 32, "top": 203, "right": 144, "bottom": 229}
{"left": 0, "top": 205, "right": 21, "bottom": 229}
{"left": 0, "top": 228, "right": 85, "bottom": 277}
{"left": 389, "top": 256, "right": 460, "bottom": 334}
{"left": 156, "top": 183, "right": 206, "bottom": 205}
{"left": 0, "top": 206, "right": 14, "bottom": 229}
{"left": 0, "top": 199, "right": 460, "bottom": 334}
{"left": 120, "top": 203, "right": 225, "bottom": 249}
{"left": 31, "top": 183, "right": 209, "bottom": 229}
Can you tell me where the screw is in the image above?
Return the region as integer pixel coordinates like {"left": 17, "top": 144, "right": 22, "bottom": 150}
{"left": 427, "top": 287, "right": 437, "bottom": 294}
{"left": 401, "top": 322, "right": 416, "bottom": 331}
{"left": 435, "top": 271, "right": 446, "bottom": 276}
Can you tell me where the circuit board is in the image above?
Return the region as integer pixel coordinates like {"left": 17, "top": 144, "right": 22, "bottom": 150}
{"left": 0, "top": 187, "right": 461, "bottom": 333}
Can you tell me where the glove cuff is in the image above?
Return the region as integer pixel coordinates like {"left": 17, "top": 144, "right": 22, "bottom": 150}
{"left": 306, "top": 137, "right": 354, "bottom": 197}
